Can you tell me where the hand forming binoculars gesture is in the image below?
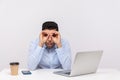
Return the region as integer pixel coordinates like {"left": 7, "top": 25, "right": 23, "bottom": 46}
{"left": 39, "top": 30, "right": 62, "bottom": 48}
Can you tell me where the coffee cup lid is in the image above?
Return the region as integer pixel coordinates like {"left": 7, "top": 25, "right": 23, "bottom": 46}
{"left": 10, "top": 62, "right": 19, "bottom": 65}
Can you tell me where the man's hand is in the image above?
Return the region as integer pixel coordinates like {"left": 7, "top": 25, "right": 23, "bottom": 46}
{"left": 51, "top": 31, "right": 62, "bottom": 48}
{"left": 39, "top": 30, "right": 49, "bottom": 47}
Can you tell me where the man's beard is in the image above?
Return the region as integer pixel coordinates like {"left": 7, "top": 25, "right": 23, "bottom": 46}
{"left": 45, "top": 42, "right": 55, "bottom": 48}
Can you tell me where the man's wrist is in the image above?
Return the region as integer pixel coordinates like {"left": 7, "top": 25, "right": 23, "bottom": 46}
{"left": 39, "top": 42, "right": 44, "bottom": 47}
{"left": 57, "top": 43, "right": 62, "bottom": 48}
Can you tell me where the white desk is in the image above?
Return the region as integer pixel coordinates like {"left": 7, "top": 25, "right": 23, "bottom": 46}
{"left": 0, "top": 69, "right": 120, "bottom": 80}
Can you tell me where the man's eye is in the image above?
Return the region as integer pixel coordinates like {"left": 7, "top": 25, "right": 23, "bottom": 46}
{"left": 52, "top": 33, "right": 57, "bottom": 37}
{"left": 43, "top": 34, "right": 48, "bottom": 37}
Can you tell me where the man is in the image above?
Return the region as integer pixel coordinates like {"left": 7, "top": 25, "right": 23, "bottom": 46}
{"left": 28, "top": 21, "right": 71, "bottom": 70}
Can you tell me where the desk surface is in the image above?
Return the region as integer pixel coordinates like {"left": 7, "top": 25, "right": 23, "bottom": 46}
{"left": 0, "top": 69, "right": 120, "bottom": 80}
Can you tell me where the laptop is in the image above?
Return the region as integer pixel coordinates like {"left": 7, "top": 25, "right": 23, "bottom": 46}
{"left": 54, "top": 50, "right": 103, "bottom": 77}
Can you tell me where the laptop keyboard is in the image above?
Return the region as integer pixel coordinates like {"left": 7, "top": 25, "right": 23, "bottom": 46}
{"left": 54, "top": 70, "right": 71, "bottom": 75}
{"left": 60, "top": 70, "right": 71, "bottom": 75}
{"left": 64, "top": 72, "right": 70, "bottom": 74}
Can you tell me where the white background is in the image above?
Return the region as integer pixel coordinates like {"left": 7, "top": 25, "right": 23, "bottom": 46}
{"left": 0, "top": 0, "right": 120, "bottom": 71}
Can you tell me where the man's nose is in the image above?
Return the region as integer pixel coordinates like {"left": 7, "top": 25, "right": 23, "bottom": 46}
{"left": 48, "top": 36, "right": 52, "bottom": 41}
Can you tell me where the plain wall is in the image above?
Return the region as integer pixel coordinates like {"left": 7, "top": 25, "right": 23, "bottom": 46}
{"left": 0, "top": 0, "right": 120, "bottom": 70}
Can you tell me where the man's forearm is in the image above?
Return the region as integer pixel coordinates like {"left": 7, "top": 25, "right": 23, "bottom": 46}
{"left": 55, "top": 47, "right": 71, "bottom": 70}
{"left": 28, "top": 46, "right": 44, "bottom": 70}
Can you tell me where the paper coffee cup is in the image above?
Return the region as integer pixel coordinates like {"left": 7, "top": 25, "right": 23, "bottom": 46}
{"left": 10, "top": 62, "right": 19, "bottom": 75}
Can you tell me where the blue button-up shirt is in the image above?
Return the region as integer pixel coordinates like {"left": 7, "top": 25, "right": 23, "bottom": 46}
{"left": 28, "top": 38, "right": 71, "bottom": 70}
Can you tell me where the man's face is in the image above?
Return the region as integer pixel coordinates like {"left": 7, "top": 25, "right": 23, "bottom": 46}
{"left": 43, "top": 29, "right": 57, "bottom": 48}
